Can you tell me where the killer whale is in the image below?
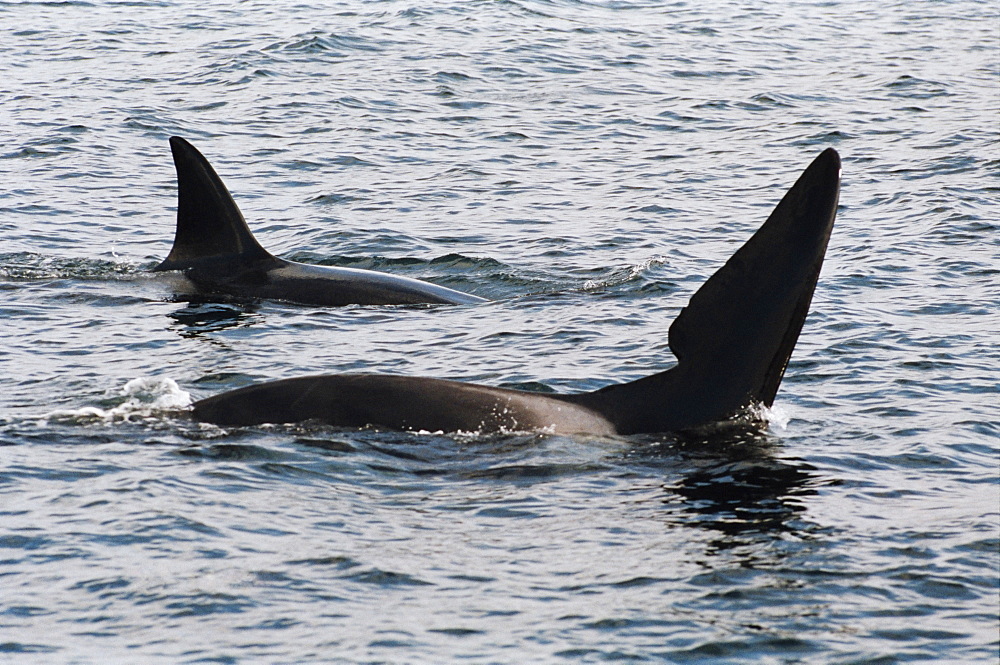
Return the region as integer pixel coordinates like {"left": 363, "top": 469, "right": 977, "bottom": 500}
{"left": 154, "top": 137, "right": 486, "bottom": 306}
{"left": 191, "top": 148, "right": 841, "bottom": 435}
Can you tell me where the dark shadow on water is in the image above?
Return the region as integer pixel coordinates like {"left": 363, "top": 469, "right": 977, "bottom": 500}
{"left": 663, "top": 427, "right": 828, "bottom": 551}
{"left": 632, "top": 425, "right": 828, "bottom": 547}
{"left": 669, "top": 456, "right": 818, "bottom": 541}
{"left": 167, "top": 300, "right": 261, "bottom": 338}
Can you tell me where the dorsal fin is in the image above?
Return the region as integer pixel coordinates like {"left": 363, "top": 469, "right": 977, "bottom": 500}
{"left": 668, "top": 148, "right": 841, "bottom": 403}
{"left": 154, "top": 136, "right": 274, "bottom": 271}
{"left": 576, "top": 148, "right": 841, "bottom": 433}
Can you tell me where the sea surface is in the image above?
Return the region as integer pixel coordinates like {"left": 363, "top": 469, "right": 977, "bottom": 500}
{"left": 1, "top": 1, "right": 997, "bottom": 663}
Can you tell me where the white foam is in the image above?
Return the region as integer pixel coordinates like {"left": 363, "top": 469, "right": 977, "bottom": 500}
{"left": 44, "top": 376, "right": 192, "bottom": 424}
{"left": 758, "top": 403, "right": 791, "bottom": 432}
{"left": 583, "top": 256, "right": 667, "bottom": 290}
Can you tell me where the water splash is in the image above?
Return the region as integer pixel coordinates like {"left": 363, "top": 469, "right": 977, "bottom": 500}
{"left": 0, "top": 253, "right": 141, "bottom": 281}
{"left": 582, "top": 256, "right": 668, "bottom": 291}
{"left": 43, "top": 377, "right": 191, "bottom": 424}
{"left": 757, "top": 402, "right": 791, "bottom": 432}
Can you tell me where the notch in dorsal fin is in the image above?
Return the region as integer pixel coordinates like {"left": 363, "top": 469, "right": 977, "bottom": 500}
{"left": 154, "top": 137, "right": 274, "bottom": 272}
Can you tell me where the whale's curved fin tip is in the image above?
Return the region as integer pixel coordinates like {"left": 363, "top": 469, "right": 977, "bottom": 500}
{"left": 155, "top": 136, "right": 273, "bottom": 272}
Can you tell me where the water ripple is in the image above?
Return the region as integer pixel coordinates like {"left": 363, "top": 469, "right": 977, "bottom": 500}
{"left": 0, "top": 0, "right": 996, "bottom": 662}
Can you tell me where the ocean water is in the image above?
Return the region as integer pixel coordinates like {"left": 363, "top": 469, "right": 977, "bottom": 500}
{"left": 1, "top": 0, "right": 997, "bottom": 662}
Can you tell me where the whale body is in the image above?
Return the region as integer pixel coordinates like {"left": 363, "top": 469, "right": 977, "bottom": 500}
{"left": 191, "top": 148, "right": 841, "bottom": 435}
{"left": 154, "top": 137, "right": 486, "bottom": 306}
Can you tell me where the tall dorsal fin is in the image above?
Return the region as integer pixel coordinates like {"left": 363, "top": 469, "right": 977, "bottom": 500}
{"left": 576, "top": 148, "right": 841, "bottom": 433}
{"left": 667, "top": 147, "right": 841, "bottom": 404}
{"left": 154, "top": 137, "right": 274, "bottom": 271}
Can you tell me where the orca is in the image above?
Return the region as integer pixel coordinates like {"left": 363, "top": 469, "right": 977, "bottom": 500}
{"left": 191, "top": 148, "right": 841, "bottom": 435}
{"left": 153, "top": 137, "right": 486, "bottom": 306}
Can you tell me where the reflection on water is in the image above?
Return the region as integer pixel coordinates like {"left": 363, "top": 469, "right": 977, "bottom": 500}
{"left": 167, "top": 300, "right": 261, "bottom": 337}
{"left": 635, "top": 426, "right": 825, "bottom": 544}
{"left": 670, "top": 457, "right": 818, "bottom": 539}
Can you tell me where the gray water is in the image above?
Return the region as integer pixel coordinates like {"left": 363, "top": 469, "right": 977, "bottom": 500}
{"left": 1, "top": 1, "right": 997, "bottom": 662}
